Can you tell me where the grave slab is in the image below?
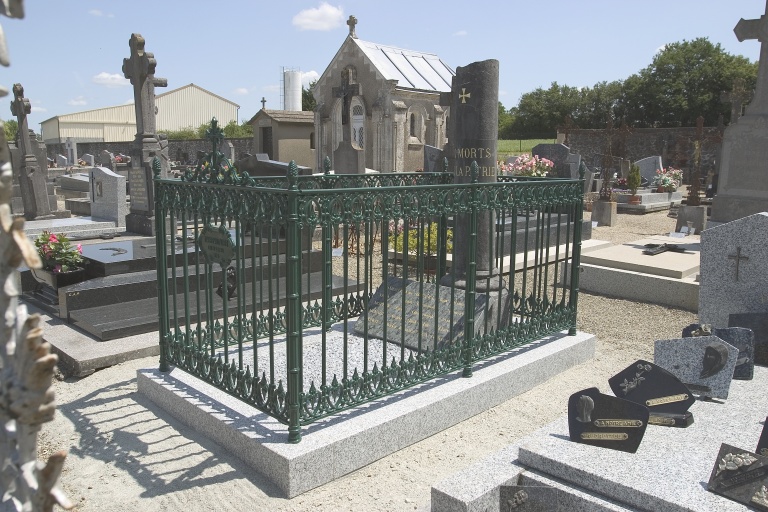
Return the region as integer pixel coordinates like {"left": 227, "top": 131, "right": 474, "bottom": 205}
{"left": 137, "top": 330, "right": 596, "bottom": 498}
{"left": 580, "top": 235, "right": 699, "bottom": 279}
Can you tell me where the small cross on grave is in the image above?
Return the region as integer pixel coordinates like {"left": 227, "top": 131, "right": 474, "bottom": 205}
{"left": 459, "top": 88, "right": 471, "bottom": 104}
{"left": 122, "top": 33, "right": 167, "bottom": 141}
{"left": 733, "top": 4, "right": 768, "bottom": 115}
{"left": 720, "top": 77, "right": 752, "bottom": 123}
{"left": 347, "top": 15, "right": 357, "bottom": 38}
{"left": 728, "top": 246, "right": 749, "bottom": 281}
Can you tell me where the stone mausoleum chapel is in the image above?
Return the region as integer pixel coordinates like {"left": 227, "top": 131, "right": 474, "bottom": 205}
{"left": 312, "top": 16, "right": 454, "bottom": 173}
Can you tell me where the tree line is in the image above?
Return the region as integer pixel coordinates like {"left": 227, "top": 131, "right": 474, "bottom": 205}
{"left": 498, "top": 38, "right": 758, "bottom": 139}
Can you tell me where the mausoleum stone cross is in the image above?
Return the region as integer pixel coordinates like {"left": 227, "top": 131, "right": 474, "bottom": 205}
{"left": 333, "top": 68, "right": 359, "bottom": 130}
{"left": 734, "top": 1, "right": 768, "bottom": 115}
{"left": 347, "top": 15, "right": 357, "bottom": 38}
{"left": 10, "top": 82, "right": 32, "bottom": 155}
{"left": 122, "top": 33, "right": 167, "bottom": 141}
{"left": 261, "top": 97, "right": 266, "bottom": 109}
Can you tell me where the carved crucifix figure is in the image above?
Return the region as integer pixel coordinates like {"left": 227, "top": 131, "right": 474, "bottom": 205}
{"left": 733, "top": 1, "right": 768, "bottom": 115}
{"left": 687, "top": 115, "right": 705, "bottom": 206}
{"left": 122, "top": 33, "right": 167, "bottom": 142}
{"left": 332, "top": 67, "right": 360, "bottom": 140}
{"left": 10, "top": 83, "right": 51, "bottom": 219}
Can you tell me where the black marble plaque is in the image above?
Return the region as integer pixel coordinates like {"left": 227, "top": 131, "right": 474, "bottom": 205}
{"left": 757, "top": 418, "right": 768, "bottom": 458}
{"left": 608, "top": 360, "right": 694, "bottom": 428}
{"left": 567, "top": 387, "right": 649, "bottom": 453}
{"left": 729, "top": 313, "right": 768, "bottom": 366}
{"left": 707, "top": 443, "right": 768, "bottom": 510}
{"left": 682, "top": 323, "right": 755, "bottom": 380}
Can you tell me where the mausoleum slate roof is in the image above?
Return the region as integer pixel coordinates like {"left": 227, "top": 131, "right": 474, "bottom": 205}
{"left": 248, "top": 109, "right": 315, "bottom": 125}
{"left": 351, "top": 38, "right": 454, "bottom": 92}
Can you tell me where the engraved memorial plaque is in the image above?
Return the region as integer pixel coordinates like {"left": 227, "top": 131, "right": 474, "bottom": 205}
{"left": 608, "top": 360, "right": 695, "bottom": 428}
{"left": 682, "top": 324, "right": 755, "bottom": 380}
{"left": 567, "top": 387, "right": 649, "bottom": 453}
{"left": 499, "top": 484, "right": 559, "bottom": 511}
{"left": 654, "top": 336, "right": 738, "bottom": 400}
{"left": 707, "top": 443, "right": 768, "bottom": 510}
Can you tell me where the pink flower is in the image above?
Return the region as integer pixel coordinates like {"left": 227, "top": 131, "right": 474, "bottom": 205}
{"left": 48, "top": 233, "right": 58, "bottom": 243}
{"left": 77, "top": 244, "right": 83, "bottom": 254}
{"left": 53, "top": 264, "right": 62, "bottom": 273}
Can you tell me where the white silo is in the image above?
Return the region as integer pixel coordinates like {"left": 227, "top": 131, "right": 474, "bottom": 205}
{"left": 283, "top": 68, "right": 302, "bottom": 111}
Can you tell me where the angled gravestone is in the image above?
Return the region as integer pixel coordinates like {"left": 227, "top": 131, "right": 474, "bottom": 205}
{"left": 707, "top": 443, "right": 768, "bottom": 509}
{"left": 608, "top": 360, "right": 695, "bottom": 428}
{"left": 82, "top": 153, "right": 95, "bottom": 166}
{"left": 654, "top": 336, "right": 738, "bottom": 400}
{"left": 531, "top": 143, "right": 570, "bottom": 178}
{"left": 423, "top": 144, "right": 442, "bottom": 173}
{"left": 729, "top": 312, "right": 768, "bottom": 366}
{"left": 56, "top": 154, "right": 67, "bottom": 167}
{"left": 682, "top": 324, "right": 755, "bottom": 380}
{"left": 699, "top": 213, "right": 768, "bottom": 331}
{"left": 90, "top": 167, "right": 127, "bottom": 227}
{"left": 758, "top": 418, "right": 768, "bottom": 458}
{"left": 567, "top": 387, "right": 649, "bottom": 453}
{"left": 634, "top": 155, "right": 663, "bottom": 186}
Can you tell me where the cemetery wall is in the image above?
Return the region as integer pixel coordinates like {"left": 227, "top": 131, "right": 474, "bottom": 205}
{"left": 565, "top": 127, "right": 723, "bottom": 180}
{"left": 46, "top": 138, "right": 254, "bottom": 166}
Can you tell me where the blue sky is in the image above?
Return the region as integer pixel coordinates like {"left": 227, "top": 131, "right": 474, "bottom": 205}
{"left": 0, "top": 1, "right": 763, "bottom": 131}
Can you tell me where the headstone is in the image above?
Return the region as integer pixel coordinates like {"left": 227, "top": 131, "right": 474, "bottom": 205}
{"left": 90, "top": 166, "right": 127, "bottom": 227}
{"left": 65, "top": 137, "right": 77, "bottom": 166}
{"left": 711, "top": 4, "right": 768, "bottom": 222}
{"left": 100, "top": 150, "right": 115, "bottom": 171}
{"left": 707, "top": 443, "right": 768, "bottom": 509}
{"left": 728, "top": 312, "right": 768, "bottom": 365}
{"left": 608, "top": 360, "right": 695, "bottom": 428}
{"left": 634, "top": 156, "right": 663, "bottom": 186}
{"left": 10, "top": 83, "right": 53, "bottom": 220}
{"left": 126, "top": 156, "right": 155, "bottom": 233}
{"left": 531, "top": 143, "right": 570, "bottom": 178}
{"left": 442, "top": 59, "right": 499, "bottom": 285}
{"left": 423, "top": 144, "right": 442, "bottom": 173}
{"left": 654, "top": 336, "right": 738, "bottom": 399}
{"left": 331, "top": 66, "right": 364, "bottom": 173}
{"left": 699, "top": 213, "right": 768, "bottom": 329}
{"left": 682, "top": 324, "right": 754, "bottom": 380}
{"left": 757, "top": 418, "right": 768, "bottom": 457}
{"left": 221, "top": 140, "right": 235, "bottom": 163}
{"left": 353, "top": 277, "right": 506, "bottom": 351}
{"left": 82, "top": 153, "right": 95, "bottom": 166}
{"left": 567, "top": 387, "right": 649, "bottom": 453}
{"left": 56, "top": 154, "right": 68, "bottom": 167}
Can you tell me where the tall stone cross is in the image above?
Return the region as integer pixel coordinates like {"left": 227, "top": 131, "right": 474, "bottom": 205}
{"left": 688, "top": 115, "right": 705, "bottom": 206}
{"left": 720, "top": 78, "right": 752, "bottom": 123}
{"left": 333, "top": 68, "right": 359, "bottom": 132}
{"left": 122, "top": 33, "right": 167, "bottom": 143}
{"left": 599, "top": 119, "right": 616, "bottom": 201}
{"left": 10, "top": 83, "right": 51, "bottom": 219}
{"left": 347, "top": 15, "right": 357, "bottom": 38}
{"left": 261, "top": 97, "right": 266, "bottom": 109}
{"left": 734, "top": 1, "right": 768, "bottom": 115}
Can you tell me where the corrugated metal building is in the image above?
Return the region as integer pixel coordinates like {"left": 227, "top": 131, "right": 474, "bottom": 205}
{"left": 40, "top": 84, "right": 239, "bottom": 144}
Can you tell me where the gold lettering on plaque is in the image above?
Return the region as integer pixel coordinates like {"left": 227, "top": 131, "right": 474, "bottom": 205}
{"left": 593, "top": 419, "right": 643, "bottom": 428}
{"left": 645, "top": 394, "right": 689, "bottom": 407}
{"left": 581, "top": 432, "right": 629, "bottom": 441}
{"left": 648, "top": 416, "right": 676, "bottom": 426}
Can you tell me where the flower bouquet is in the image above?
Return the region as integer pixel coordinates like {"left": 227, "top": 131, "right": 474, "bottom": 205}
{"left": 652, "top": 167, "right": 683, "bottom": 192}
{"left": 34, "top": 231, "right": 84, "bottom": 273}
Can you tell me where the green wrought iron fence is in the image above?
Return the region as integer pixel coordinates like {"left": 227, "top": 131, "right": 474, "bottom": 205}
{"left": 154, "top": 123, "right": 584, "bottom": 443}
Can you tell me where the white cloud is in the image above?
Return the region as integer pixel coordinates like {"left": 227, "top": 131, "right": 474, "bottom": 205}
{"left": 92, "top": 72, "right": 130, "bottom": 88}
{"left": 301, "top": 71, "right": 320, "bottom": 87}
{"left": 31, "top": 106, "right": 47, "bottom": 113}
{"left": 233, "top": 87, "right": 249, "bottom": 95}
{"left": 293, "top": 2, "right": 344, "bottom": 31}
{"left": 68, "top": 96, "right": 87, "bottom": 106}
{"left": 88, "top": 9, "right": 114, "bottom": 18}
{"left": 655, "top": 44, "right": 667, "bottom": 55}
{"left": 263, "top": 84, "right": 280, "bottom": 93}
{"left": 453, "top": 30, "right": 468, "bottom": 37}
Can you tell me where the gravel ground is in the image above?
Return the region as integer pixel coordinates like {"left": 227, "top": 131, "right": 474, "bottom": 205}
{"left": 35, "top": 208, "right": 698, "bottom": 512}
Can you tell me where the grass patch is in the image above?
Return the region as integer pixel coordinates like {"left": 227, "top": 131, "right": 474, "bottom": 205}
{"left": 498, "top": 139, "right": 556, "bottom": 159}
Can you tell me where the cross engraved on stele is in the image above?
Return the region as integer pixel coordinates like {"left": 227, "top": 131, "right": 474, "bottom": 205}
{"left": 728, "top": 246, "right": 749, "bottom": 281}
{"left": 459, "top": 88, "right": 470, "bottom": 104}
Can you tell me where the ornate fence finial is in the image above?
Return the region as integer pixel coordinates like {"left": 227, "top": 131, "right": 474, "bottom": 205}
{"left": 323, "top": 156, "right": 331, "bottom": 175}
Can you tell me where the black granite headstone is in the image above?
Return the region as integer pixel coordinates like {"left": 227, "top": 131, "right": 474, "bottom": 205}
{"left": 707, "top": 443, "right": 768, "bottom": 510}
{"left": 682, "top": 323, "right": 754, "bottom": 380}
{"left": 608, "top": 360, "right": 695, "bottom": 428}
{"left": 757, "top": 418, "right": 768, "bottom": 458}
{"left": 729, "top": 313, "right": 768, "bottom": 366}
{"left": 567, "top": 387, "right": 649, "bottom": 453}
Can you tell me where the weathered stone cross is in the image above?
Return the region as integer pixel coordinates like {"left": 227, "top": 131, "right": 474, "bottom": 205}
{"left": 459, "top": 88, "right": 471, "bottom": 104}
{"left": 720, "top": 78, "right": 752, "bottom": 123}
{"left": 261, "top": 97, "right": 266, "bottom": 109}
{"left": 10, "top": 83, "right": 31, "bottom": 155}
{"left": 347, "top": 15, "right": 357, "bottom": 38}
{"left": 122, "top": 33, "right": 167, "bottom": 141}
{"left": 734, "top": 1, "right": 768, "bottom": 115}
{"left": 728, "top": 246, "right": 749, "bottom": 281}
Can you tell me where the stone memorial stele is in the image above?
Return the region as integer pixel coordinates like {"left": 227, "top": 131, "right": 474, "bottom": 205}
{"left": 634, "top": 155, "right": 663, "bottom": 186}
{"left": 682, "top": 323, "right": 755, "bottom": 380}
{"left": 531, "top": 143, "right": 570, "bottom": 178}
{"left": 608, "top": 360, "right": 695, "bottom": 428}
{"left": 729, "top": 312, "right": 768, "bottom": 366}
{"left": 710, "top": 3, "right": 768, "bottom": 223}
{"left": 90, "top": 166, "right": 127, "bottom": 227}
{"left": 707, "top": 443, "right": 768, "bottom": 510}
{"left": 82, "top": 153, "right": 95, "bottom": 166}
{"left": 698, "top": 212, "right": 768, "bottom": 330}
{"left": 567, "top": 387, "right": 649, "bottom": 454}
{"left": 423, "top": 144, "right": 443, "bottom": 173}
{"left": 757, "top": 418, "right": 768, "bottom": 458}
{"left": 654, "top": 336, "right": 738, "bottom": 400}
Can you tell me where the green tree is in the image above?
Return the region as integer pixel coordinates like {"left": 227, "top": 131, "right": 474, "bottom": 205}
{"left": 619, "top": 38, "right": 757, "bottom": 127}
{"left": 223, "top": 120, "right": 253, "bottom": 138}
{"left": 498, "top": 102, "right": 515, "bottom": 139}
{"left": 163, "top": 126, "right": 197, "bottom": 140}
{"left": 302, "top": 80, "right": 317, "bottom": 111}
{"left": 510, "top": 82, "right": 580, "bottom": 138}
{"left": 3, "top": 119, "right": 17, "bottom": 141}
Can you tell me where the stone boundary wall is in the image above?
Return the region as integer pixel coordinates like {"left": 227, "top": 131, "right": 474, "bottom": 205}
{"left": 47, "top": 137, "right": 254, "bottom": 166}
{"left": 563, "top": 126, "right": 724, "bottom": 181}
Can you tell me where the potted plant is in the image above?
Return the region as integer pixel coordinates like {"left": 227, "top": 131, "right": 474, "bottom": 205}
{"left": 652, "top": 167, "right": 683, "bottom": 192}
{"left": 627, "top": 163, "right": 642, "bottom": 204}
{"left": 31, "top": 231, "right": 87, "bottom": 291}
